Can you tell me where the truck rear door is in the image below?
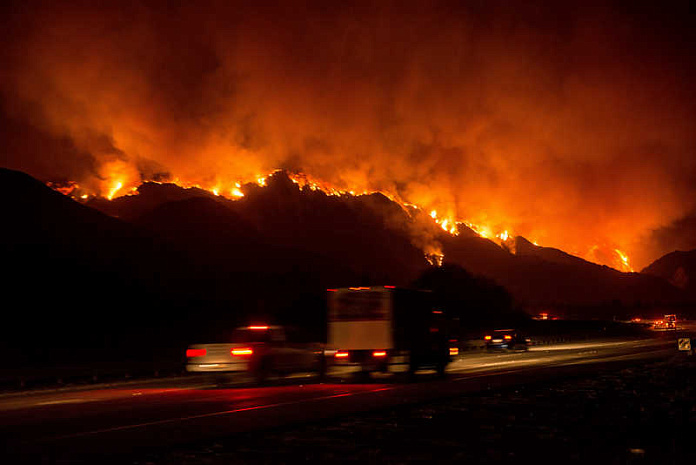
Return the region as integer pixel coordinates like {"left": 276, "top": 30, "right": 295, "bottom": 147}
{"left": 328, "top": 288, "right": 393, "bottom": 350}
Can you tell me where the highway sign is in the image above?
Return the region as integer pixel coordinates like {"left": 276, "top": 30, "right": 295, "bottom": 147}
{"left": 677, "top": 338, "right": 691, "bottom": 351}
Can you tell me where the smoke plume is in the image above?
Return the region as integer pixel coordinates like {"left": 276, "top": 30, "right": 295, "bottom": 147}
{"left": 1, "top": 1, "right": 695, "bottom": 269}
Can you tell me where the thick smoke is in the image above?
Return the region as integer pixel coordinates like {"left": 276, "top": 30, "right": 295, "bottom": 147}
{"left": 1, "top": 0, "right": 695, "bottom": 269}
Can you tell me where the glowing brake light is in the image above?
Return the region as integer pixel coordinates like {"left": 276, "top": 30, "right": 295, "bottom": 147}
{"left": 335, "top": 351, "right": 349, "bottom": 358}
{"left": 504, "top": 335, "right": 512, "bottom": 340}
{"left": 231, "top": 348, "right": 254, "bottom": 356}
{"left": 248, "top": 326, "right": 269, "bottom": 330}
{"left": 484, "top": 335, "right": 492, "bottom": 340}
{"left": 372, "top": 350, "right": 387, "bottom": 357}
{"left": 186, "top": 348, "right": 207, "bottom": 358}
{"left": 449, "top": 347, "right": 459, "bottom": 356}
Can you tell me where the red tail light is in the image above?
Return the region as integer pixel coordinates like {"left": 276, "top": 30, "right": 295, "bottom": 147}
{"left": 449, "top": 347, "right": 459, "bottom": 356}
{"left": 248, "top": 326, "right": 268, "bottom": 330}
{"left": 372, "top": 350, "right": 387, "bottom": 358}
{"left": 484, "top": 335, "right": 492, "bottom": 340}
{"left": 186, "top": 348, "right": 207, "bottom": 358}
{"left": 231, "top": 347, "right": 254, "bottom": 356}
{"left": 504, "top": 335, "right": 512, "bottom": 340}
{"left": 335, "top": 351, "right": 349, "bottom": 358}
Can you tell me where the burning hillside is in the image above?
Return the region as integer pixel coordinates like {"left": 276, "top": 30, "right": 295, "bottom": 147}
{"left": 1, "top": 167, "right": 689, "bottom": 319}
{"left": 51, "top": 168, "right": 635, "bottom": 273}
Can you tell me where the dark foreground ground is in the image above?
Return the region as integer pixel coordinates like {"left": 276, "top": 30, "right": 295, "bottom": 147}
{"left": 130, "top": 352, "right": 696, "bottom": 465}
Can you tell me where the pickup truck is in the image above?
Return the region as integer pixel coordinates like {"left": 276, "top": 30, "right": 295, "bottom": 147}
{"left": 186, "top": 325, "right": 325, "bottom": 383}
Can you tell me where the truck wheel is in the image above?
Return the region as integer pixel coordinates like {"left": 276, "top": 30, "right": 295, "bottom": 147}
{"left": 435, "top": 359, "right": 447, "bottom": 378}
{"left": 316, "top": 356, "right": 327, "bottom": 381}
{"left": 407, "top": 356, "right": 419, "bottom": 381}
{"left": 255, "top": 359, "right": 269, "bottom": 385}
{"left": 355, "top": 367, "right": 371, "bottom": 382}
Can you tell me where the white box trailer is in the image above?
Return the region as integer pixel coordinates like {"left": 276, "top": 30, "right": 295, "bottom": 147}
{"left": 327, "top": 286, "right": 451, "bottom": 376}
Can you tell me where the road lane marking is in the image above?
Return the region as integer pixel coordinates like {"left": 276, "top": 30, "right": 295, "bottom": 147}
{"left": 36, "top": 398, "right": 91, "bottom": 406}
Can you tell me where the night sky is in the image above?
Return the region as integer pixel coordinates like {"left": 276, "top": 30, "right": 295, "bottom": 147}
{"left": 1, "top": 0, "right": 695, "bottom": 269}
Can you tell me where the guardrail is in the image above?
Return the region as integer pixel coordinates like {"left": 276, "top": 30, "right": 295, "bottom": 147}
{"left": 0, "top": 361, "right": 185, "bottom": 393}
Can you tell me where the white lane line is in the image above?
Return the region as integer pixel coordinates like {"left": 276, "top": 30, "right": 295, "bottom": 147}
{"left": 36, "top": 398, "right": 90, "bottom": 406}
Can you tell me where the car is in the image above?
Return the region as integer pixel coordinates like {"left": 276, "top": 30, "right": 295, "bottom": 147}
{"left": 186, "top": 325, "right": 325, "bottom": 383}
{"left": 664, "top": 314, "right": 677, "bottom": 330}
{"left": 653, "top": 315, "right": 678, "bottom": 331}
{"left": 484, "top": 329, "right": 531, "bottom": 351}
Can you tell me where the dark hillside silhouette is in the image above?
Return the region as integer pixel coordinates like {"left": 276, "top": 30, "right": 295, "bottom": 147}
{"left": 642, "top": 249, "right": 696, "bottom": 298}
{"left": 1, "top": 167, "right": 692, "bottom": 372}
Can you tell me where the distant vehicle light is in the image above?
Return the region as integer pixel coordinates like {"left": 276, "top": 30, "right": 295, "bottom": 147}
{"left": 384, "top": 285, "right": 396, "bottom": 289}
{"left": 484, "top": 335, "right": 492, "bottom": 340}
{"left": 372, "top": 350, "right": 387, "bottom": 357}
{"left": 248, "top": 325, "right": 269, "bottom": 330}
{"left": 335, "top": 351, "right": 350, "bottom": 358}
{"left": 231, "top": 348, "right": 254, "bottom": 356}
{"left": 327, "top": 288, "right": 337, "bottom": 292}
{"left": 504, "top": 335, "right": 512, "bottom": 340}
{"left": 186, "top": 348, "right": 207, "bottom": 358}
{"left": 449, "top": 347, "right": 459, "bottom": 356}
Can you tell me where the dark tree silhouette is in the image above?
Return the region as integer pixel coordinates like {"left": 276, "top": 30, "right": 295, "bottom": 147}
{"left": 412, "top": 262, "right": 523, "bottom": 332}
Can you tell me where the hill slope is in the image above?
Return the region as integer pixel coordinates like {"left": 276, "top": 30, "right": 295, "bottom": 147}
{"left": 642, "top": 249, "right": 696, "bottom": 296}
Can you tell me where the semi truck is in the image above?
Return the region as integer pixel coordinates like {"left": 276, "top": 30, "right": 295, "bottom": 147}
{"left": 186, "top": 325, "right": 325, "bottom": 383}
{"left": 326, "top": 286, "right": 452, "bottom": 377}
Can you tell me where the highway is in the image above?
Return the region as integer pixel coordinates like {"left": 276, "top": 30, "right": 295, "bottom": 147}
{"left": 0, "top": 335, "right": 681, "bottom": 463}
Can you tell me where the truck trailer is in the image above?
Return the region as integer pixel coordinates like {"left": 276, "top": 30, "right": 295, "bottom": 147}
{"left": 326, "top": 286, "right": 451, "bottom": 377}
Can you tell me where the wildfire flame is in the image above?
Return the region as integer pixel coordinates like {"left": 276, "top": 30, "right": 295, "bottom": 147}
{"left": 614, "top": 248, "right": 634, "bottom": 273}
{"left": 47, "top": 168, "right": 635, "bottom": 272}
{"left": 106, "top": 181, "right": 123, "bottom": 200}
{"left": 425, "top": 253, "right": 444, "bottom": 267}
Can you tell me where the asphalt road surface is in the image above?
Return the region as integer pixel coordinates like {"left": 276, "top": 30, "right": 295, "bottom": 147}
{"left": 0, "top": 335, "right": 680, "bottom": 464}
